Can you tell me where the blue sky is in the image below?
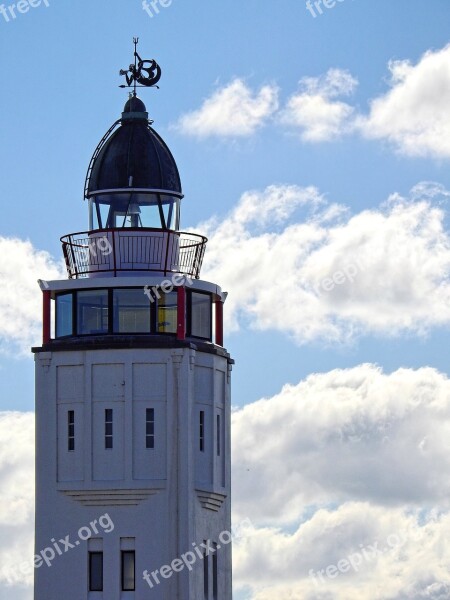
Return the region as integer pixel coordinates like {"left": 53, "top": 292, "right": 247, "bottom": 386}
{"left": 2, "top": 1, "right": 450, "bottom": 598}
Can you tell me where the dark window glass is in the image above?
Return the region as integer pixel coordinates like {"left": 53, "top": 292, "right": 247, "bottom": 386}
{"left": 105, "top": 409, "right": 113, "bottom": 449}
{"left": 203, "top": 542, "right": 209, "bottom": 600}
{"left": 77, "top": 290, "right": 109, "bottom": 335}
{"left": 68, "top": 410, "right": 75, "bottom": 452}
{"left": 200, "top": 411, "right": 205, "bottom": 452}
{"left": 216, "top": 415, "right": 221, "bottom": 457}
{"left": 146, "top": 408, "right": 155, "bottom": 449}
{"left": 213, "top": 544, "right": 218, "bottom": 600}
{"left": 89, "top": 552, "right": 103, "bottom": 591}
{"left": 157, "top": 291, "right": 177, "bottom": 334}
{"left": 56, "top": 293, "right": 73, "bottom": 337}
{"left": 122, "top": 551, "right": 135, "bottom": 591}
{"left": 191, "top": 292, "right": 212, "bottom": 340}
{"left": 113, "top": 289, "right": 151, "bottom": 333}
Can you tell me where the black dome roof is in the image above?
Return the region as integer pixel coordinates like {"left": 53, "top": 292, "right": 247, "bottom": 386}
{"left": 85, "top": 97, "right": 182, "bottom": 198}
{"left": 123, "top": 96, "right": 147, "bottom": 114}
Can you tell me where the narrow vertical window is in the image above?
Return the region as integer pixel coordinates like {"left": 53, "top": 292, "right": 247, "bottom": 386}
{"left": 190, "top": 292, "right": 212, "bottom": 340}
{"left": 56, "top": 293, "right": 73, "bottom": 338}
{"left": 200, "top": 411, "right": 205, "bottom": 452}
{"left": 203, "top": 541, "right": 209, "bottom": 600}
{"left": 105, "top": 409, "right": 113, "bottom": 449}
{"left": 89, "top": 551, "right": 103, "bottom": 591}
{"left": 146, "top": 408, "right": 155, "bottom": 449}
{"left": 216, "top": 415, "right": 220, "bottom": 457}
{"left": 68, "top": 410, "right": 75, "bottom": 452}
{"left": 122, "top": 550, "right": 135, "bottom": 591}
{"left": 212, "top": 543, "right": 218, "bottom": 600}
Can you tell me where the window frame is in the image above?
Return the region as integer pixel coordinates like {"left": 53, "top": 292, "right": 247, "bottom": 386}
{"left": 188, "top": 290, "right": 213, "bottom": 341}
{"left": 216, "top": 414, "right": 221, "bottom": 457}
{"left": 68, "top": 410, "right": 75, "bottom": 452}
{"left": 112, "top": 288, "right": 152, "bottom": 334}
{"left": 55, "top": 292, "right": 75, "bottom": 338}
{"left": 105, "top": 408, "right": 113, "bottom": 450}
{"left": 89, "top": 551, "right": 103, "bottom": 592}
{"left": 156, "top": 290, "right": 178, "bottom": 335}
{"left": 203, "top": 541, "right": 209, "bottom": 600}
{"left": 212, "top": 543, "right": 218, "bottom": 600}
{"left": 121, "top": 550, "right": 136, "bottom": 592}
{"left": 76, "top": 288, "right": 110, "bottom": 336}
{"left": 200, "top": 410, "right": 205, "bottom": 453}
{"left": 146, "top": 408, "right": 155, "bottom": 449}
{"left": 55, "top": 287, "right": 176, "bottom": 338}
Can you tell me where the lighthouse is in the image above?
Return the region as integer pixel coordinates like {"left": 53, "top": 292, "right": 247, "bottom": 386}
{"left": 33, "top": 44, "right": 232, "bottom": 600}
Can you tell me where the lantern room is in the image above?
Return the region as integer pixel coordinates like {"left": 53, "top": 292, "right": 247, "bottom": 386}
{"left": 85, "top": 96, "right": 182, "bottom": 232}
{"left": 60, "top": 95, "right": 207, "bottom": 280}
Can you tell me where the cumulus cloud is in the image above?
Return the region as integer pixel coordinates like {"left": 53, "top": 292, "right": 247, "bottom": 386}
{"left": 0, "top": 412, "right": 34, "bottom": 596}
{"left": 280, "top": 68, "right": 358, "bottom": 141}
{"left": 232, "top": 364, "right": 450, "bottom": 524}
{"left": 199, "top": 182, "right": 450, "bottom": 344}
{"left": 172, "top": 43, "right": 450, "bottom": 158}
{"left": 0, "top": 237, "right": 65, "bottom": 355}
{"left": 232, "top": 364, "right": 450, "bottom": 599}
{"left": 5, "top": 365, "right": 450, "bottom": 599}
{"left": 280, "top": 44, "right": 450, "bottom": 157}
{"left": 358, "top": 44, "right": 450, "bottom": 158}
{"left": 235, "top": 503, "right": 450, "bottom": 600}
{"left": 172, "top": 78, "right": 279, "bottom": 138}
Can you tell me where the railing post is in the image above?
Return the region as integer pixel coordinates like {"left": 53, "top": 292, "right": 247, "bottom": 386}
{"left": 215, "top": 300, "right": 223, "bottom": 346}
{"left": 69, "top": 237, "right": 78, "bottom": 279}
{"left": 43, "top": 290, "right": 51, "bottom": 345}
{"left": 177, "top": 286, "right": 186, "bottom": 340}
{"left": 112, "top": 230, "right": 117, "bottom": 277}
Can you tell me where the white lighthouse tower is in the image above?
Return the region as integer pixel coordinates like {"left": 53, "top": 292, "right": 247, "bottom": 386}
{"left": 33, "top": 47, "right": 232, "bottom": 600}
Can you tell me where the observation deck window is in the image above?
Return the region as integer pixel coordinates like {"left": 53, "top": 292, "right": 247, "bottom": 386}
{"left": 77, "top": 290, "right": 109, "bottom": 335}
{"left": 189, "top": 291, "right": 212, "bottom": 340}
{"left": 157, "top": 291, "right": 177, "bottom": 334}
{"left": 113, "top": 289, "right": 151, "bottom": 333}
{"left": 56, "top": 293, "right": 73, "bottom": 338}
{"left": 53, "top": 288, "right": 218, "bottom": 343}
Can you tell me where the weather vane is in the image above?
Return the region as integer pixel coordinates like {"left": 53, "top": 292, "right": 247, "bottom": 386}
{"left": 119, "top": 38, "right": 162, "bottom": 96}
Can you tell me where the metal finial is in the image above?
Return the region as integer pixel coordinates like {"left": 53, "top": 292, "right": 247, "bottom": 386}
{"left": 119, "top": 38, "right": 162, "bottom": 92}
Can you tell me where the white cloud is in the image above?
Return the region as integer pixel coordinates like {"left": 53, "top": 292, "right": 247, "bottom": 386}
{"left": 279, "top": 44, "right": 450, "bottom": 157}
{"left": 172, "top": 43, "right": 450, "bottom": 157}
{"left": 280, "top": 68, "right": 358, "bottom": 141}
{"left": 172, "top": 78, "right": 279, "bottom": 138}
{"left": 235, "top": 503, "right": 450, "bottom": 600}
{"left": 231, "top": 364, "right": 450, "bottom": 599}
{"left": 0, "top": 412, "right": 34, "bottom": 594}
{"left": 199, "top": 182, "right": 450, "bottom": 344}
{"left": 358, "top": 44, "right": 450, "bottom": 158}
{"left": 232, "top": 364, "right": 450, "bottom": 525}
{"left": 0, "top": 237, "right": 65, "bottom": 355}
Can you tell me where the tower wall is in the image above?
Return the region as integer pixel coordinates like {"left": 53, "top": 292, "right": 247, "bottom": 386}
{"left": 34, "top": 344, "right": 232, "bottom": 600}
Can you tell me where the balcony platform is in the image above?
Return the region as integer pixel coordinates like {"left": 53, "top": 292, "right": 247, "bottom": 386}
{"left": 61, "top": 228, "right": 207, "bottom": 279}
